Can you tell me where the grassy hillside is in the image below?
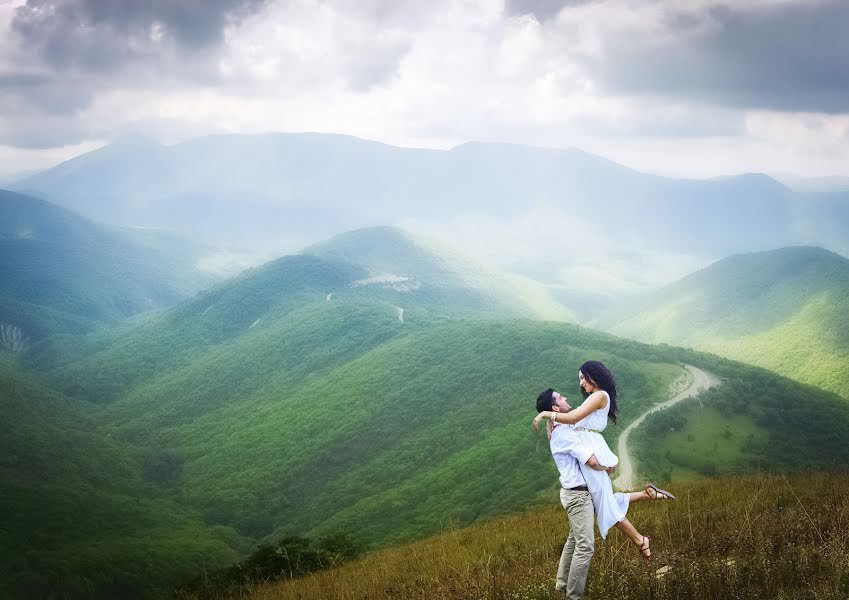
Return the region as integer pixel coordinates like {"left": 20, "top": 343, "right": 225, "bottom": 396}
{"left": 629, "top": 360, "right": 849, "bottom": 482}
{"left": 223, "top": 474, "right": 849, "bottom": 600}
{"left": 605, "top": 246, "right": 849, "bottom": 399}
{"left": 0, "top": 358, "right": 246, "bottom": 599}
{"left": 0, "top": 189, "right": 216, "bottom": 348}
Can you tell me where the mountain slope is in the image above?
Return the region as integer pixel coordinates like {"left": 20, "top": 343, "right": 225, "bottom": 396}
{"left": 604, "top": 246, "right": 849, "bottom": 399}
{"left": 42, "top": 227, "right": 572, "bottom": 404}
{"left": 0, "top": 189, "right": 217, "bottom": 348}
{"left": 40, "top": 248, "right": 849, "bottom": 551}
{"left": 0, "top": 358, "right": 245, "bottom": 599}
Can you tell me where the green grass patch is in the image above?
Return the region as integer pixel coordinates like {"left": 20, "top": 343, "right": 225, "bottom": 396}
{"left": 651, "top": 406, "right": 768, "bottom": 478}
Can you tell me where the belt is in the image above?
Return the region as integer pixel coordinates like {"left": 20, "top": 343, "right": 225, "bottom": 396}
{"left": 566, "top": 485, "right": 588, "bottom": 491}
{"left": 574, "top": 426, "right": 602, "bottom": 434}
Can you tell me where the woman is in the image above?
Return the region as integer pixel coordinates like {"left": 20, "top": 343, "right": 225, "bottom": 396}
{"left": 533, "top": 360, "right": 674, "bottom": 563}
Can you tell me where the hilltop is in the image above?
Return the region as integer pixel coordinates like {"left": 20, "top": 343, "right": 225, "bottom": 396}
{"left": 305, "top": 226, "right": 574, "bottom": 320}
{"left": 604, "top": 246, "right": 849, "bottom": 399}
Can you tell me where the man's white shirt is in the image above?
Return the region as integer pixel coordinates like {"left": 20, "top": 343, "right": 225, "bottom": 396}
{"left": 549, "top": 424, "right": 594, "bottom": 489}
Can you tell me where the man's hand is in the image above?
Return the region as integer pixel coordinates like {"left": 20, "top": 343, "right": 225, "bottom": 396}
{"left": 606, "top": 465, "right": 617, "bottom": 475}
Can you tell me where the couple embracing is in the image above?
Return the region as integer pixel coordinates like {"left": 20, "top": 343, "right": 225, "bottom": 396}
{"left": 533, "top": 360, "right": 675, "bottom": 599}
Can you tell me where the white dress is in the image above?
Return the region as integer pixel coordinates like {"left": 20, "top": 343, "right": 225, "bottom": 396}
{"left": 573, "top": 392, "right": 630, "bottom": 538}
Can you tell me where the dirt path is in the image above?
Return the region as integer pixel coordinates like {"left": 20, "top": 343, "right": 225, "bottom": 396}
{"left": 614, "top": 364, "right": 720, "bottom": 490}
{"left": 390, "top": 305, "right": 405, "bottom": 323}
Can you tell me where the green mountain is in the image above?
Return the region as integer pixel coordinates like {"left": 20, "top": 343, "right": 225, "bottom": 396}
{"left": 0, "top": 189, "right": 217, "bottom": 350}
{"left": 41, "top": 245, "right": 849, "bottom": 552}
{"left": 0, "top": 357, "right": 246, "bottom": 599}
{"left": 604, "top": 246, "right": 849, "bottom": 399}
{"left": 11, "top": 234, "right": 849, "bottom": 598}
{"left": 304, "top": 226, "right": 574, "bottom": 320}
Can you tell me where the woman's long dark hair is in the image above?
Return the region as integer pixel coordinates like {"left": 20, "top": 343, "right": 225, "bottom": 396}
{"left": 579, "top": 360, "right": 619, "bottom": 425}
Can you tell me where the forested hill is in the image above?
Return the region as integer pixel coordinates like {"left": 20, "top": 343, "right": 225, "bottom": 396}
{"left": 33, "top": 225, "right": 571, "bottom": 392}
{"left": 0, "top": 358, "right": 245, "bottom": 598}
{"left": 0, "top": 189, "right": 216, "bottom": 347}
{"left": 604, "top": 246, "right": 849, "bottom": 399}
{"left": 9, "top": 236, "right": 849, "bottom": 598}
{"left": 35, "top": 247, "right": 849, "bottom": 553}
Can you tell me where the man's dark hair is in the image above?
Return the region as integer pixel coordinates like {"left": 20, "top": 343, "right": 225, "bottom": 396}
{"left": 536, "top": 388, "right": 555, "bottom": 413}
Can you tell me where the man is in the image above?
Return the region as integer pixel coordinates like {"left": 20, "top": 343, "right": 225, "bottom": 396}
{"left": 536, "top": 388, "right": 615, "bottom": 599}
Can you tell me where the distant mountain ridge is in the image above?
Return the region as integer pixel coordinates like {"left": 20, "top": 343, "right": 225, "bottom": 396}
{"left": 604, "top": 246, "right": 849, "bottom": 399}
{"left": 13, "top": 133, "right": 849, "bottom": 263}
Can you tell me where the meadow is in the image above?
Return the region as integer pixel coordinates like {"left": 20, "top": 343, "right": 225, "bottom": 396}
{"left": 211, "top": 474, "right": 849, "bottom": 600}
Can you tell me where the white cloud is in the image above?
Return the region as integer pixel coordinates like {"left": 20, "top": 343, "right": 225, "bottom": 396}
{"left": 0, "top": 0, "right": 847, "bottom": 178}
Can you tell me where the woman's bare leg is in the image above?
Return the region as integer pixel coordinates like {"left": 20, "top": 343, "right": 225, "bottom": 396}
{"left": 628, "top": 484, "right": 675, "bottom": 504}
{"left": 615, "top": 517, "right": 643, "bottom": 545}
{"left": 615, "top": 518, "right": 651, "bottom": 560}
{"left": 628, "top": 490, "right": 651, "bottom": 504}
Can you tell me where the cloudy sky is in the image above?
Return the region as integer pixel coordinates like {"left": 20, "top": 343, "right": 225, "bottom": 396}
{"left": 1, "top": 0, "right": 847, "bottom": 179}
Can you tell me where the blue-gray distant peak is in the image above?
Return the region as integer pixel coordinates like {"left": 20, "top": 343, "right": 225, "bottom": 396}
{"left": 304, "top": 226, "right": 446, "bottom": 279}
{"left": 12, "top": 132, "right": 849, "bottom": 259}
{"left": 709, "top": 172, "right": 791, "bottom": 193}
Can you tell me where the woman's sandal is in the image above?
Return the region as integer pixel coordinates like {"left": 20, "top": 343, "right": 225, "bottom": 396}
{"left": 638, "top": 535, "right": 652, "bottom": 565}
{"left": 646, "top": 483, "right": 676, "bottom": 500}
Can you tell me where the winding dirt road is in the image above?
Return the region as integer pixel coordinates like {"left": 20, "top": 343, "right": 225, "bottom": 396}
{"left": 614, "top": 364, "right": 721, "bottom": 490}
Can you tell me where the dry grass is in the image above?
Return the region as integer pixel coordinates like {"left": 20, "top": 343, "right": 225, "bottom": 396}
{"left": 236, "top": 474, "right": 849, "bottom": 599}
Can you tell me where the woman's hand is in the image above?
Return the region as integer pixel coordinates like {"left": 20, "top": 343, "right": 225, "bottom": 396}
{"left": 532, "top": 411, "right": 550, "bottom": 431}
{"left": 546, "top": 419, "right": 554, "bottom": 440}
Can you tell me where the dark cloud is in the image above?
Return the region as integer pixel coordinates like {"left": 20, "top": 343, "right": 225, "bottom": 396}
{"left": 1, "top": 0, "right": 269, "bottom": 137}
{"left": 0, "top": 71, "right": 93, "bottom": 147}
{"left": 592, "top": 0, "right": 849, "bottom": 113}
{"left": 0, "top": 112, "right": 90, "bottom": 148}
{"left": 11, "top": 0, "right": 268, "bottom": 73}
{"left": 0, "top": 71, "right": 93, "bottom": 115}
{"left": 504, "top": 0, "right": 594, "bottom": 22}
